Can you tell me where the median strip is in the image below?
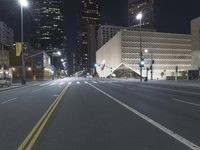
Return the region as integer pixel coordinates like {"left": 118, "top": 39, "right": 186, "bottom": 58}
{"left": 17, "top": 85, "right": 69, "bottom": 150}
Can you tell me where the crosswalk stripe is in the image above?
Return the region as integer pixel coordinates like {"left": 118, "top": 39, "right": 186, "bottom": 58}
{"left": 59, "top": 82, "right": 65, "bottom": 85}
{"left": 77, "top": 81, "right": 80, "bottom": 84}
{"left": 68, "top": 82, "right": 72, "bottom": 85}
{"left": 39, "top": 83, "right": 48, "bottom": 86}
{"left": 84, "top": 81, "right": 88, "bottom": 84}
{"left": 92, "top": 81, "right": 97, "bottom": 84}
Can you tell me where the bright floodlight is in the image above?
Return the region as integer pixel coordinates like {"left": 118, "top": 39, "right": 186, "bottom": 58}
{"left": 19, "top": 0, "right": 28, "bottom": 7}
{"left": 61, "top": 59, "right": 64, "bottom": 62}
{"left": 144, "top": 49, "right": 149, "bottom": 53}
{"left": 94, "top": 64, "right": 98, "bottom": 68}
{"left": 57, "top": 51, "right": 61, "bottom": 56}
{"left": 136, "top": 12, "right": 143, "bottom": 20}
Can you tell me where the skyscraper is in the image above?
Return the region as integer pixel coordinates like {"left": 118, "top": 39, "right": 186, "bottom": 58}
{"left": 32, "top": 0, "right": 64, "bottom": 51}
{"left": 77, "top": 0, "right": 101, "bottom": 72}
{"left": 128, "top": 0, "right": 154, "bottom": 29}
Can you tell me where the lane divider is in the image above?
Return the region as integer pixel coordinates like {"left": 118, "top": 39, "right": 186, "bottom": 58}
{"left": 1, "top": 97, "right": 19, "bottom": 105}
{"left": 17, "top": 85, "right": 69, "bottom": 150}
{"left": 88, "top": 83, "right": 200, "bottom": 150}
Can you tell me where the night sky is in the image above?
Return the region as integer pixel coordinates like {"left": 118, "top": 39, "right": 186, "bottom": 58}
{"left": 0, "top": 0, "right": 200, "bottom": 50}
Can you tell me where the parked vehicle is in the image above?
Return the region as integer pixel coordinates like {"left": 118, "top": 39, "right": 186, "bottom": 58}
{"left": 0, "top": 69, "right": 12, "bottom": 87}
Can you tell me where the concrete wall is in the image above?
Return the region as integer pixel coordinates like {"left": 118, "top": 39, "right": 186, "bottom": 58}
{"left": 191, "top": 17, "right": 200, "bottom": 51}
{"left": 121, "top": 30, "right": 191, "bottom": 79}
{"left": 191, "top": 17, "right": 200, "bottom": 69}
{"left": 96, "top": 32, "right": 122, "bottom": 77}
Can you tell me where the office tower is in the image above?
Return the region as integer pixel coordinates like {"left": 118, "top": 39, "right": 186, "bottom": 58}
{"left": 0, "top": 21, "right": 13, "bottom": 68}
{"left": 32, "top": 0, "right": 64, "bottom": 51}
{"left": 128, "top": 0, "right": 154, "bottom": 29}
{"left": 77, "top": 0, "right": 101, "bottom": 72}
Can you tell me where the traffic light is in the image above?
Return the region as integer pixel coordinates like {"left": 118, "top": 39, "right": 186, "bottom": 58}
{"left": 139, "top": 58, "right": 145, "bottom": 68}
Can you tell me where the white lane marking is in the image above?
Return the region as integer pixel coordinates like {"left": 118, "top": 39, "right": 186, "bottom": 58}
{"left": 172, "top": 98, "right": 200, "bottom": 108}
{"left": 84, "top": 81, "right": 88, "bottom": 84}
{"left": 68, "top": 82, "right": 72, "bottom": 85}
{"left": 88, "top": 83, "right": 200, "bottom": 150}
{"left": 53, "top": 95, "right": 59, "bottom": 97}
{"left": 143, "top": 85, "right": 200, "bottom": 96}
{"left": 50, "top": 83, "right": 56, "bottom": 86}
{"left": 92, "top": 81, "right": 97, "bottom": 84}
{"left": 1, "top": 97, "right": 19, "bottom": 104}
{"left": 77, "top": 81, "right": 80, "bottom": 84}
{"left": 39, "top": 83, "right": 49, "bottom": 86}
{"left": 59, "top": 82, "right": 65, "bottom": 85}
{"left": 32, "top": 86, "right": 48, "bottom": 93}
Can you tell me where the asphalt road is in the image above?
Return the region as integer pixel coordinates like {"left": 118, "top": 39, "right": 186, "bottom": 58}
{"left": 0, "top": 77, "right": 200, "bottom": 150}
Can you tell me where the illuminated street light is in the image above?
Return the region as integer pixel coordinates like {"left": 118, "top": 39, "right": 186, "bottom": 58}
{"left": 136, "top": 12, "right": 143, "bottom": 82}
{"left": 61, "top": 59, "right": 64, "bottom": 62}
{"left": 27, "top": 67, "right": 32, "bottom": 71}
{"left": 19, "top": 0, "right": 29, "bottom": 85}
{"left": 144, "top": 49, "right": 149, "bottom": 53}
{"left": 57, "top": 51, "right": 61, "bottom": 56}
{"left": 19, "top": 0, "right": 28, "bottom": 7}
{"left": 94, "top": 64, "right": 98, "bottom": 68}
{"left": 136, "top": 12, "right": 143, "bottom": 20}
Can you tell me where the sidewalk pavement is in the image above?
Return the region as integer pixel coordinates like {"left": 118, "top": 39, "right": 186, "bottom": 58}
{"left": 112, "top": 78, "right": 200, "bottom": 88}
{"left": 147, "top": 80, "right": 200, "bottom": 88}
{"left": 0, "top": 80, "right": 47, "bottom": 92}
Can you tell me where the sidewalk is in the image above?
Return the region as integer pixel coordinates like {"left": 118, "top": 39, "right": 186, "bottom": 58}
{"left": 147, "top": 80, "right": 200, "bottom": 88}
{"left": 0, "top": 80, "right": 46, "bottom": 92}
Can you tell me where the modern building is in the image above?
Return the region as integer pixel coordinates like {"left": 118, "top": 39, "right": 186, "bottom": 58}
{"left": 97, "top": 25, "right": 154, "bottom": 49}
{"left": 128, "top": 0, "right": 154, "bottom": 29}
{"left": 77, "top": 0, "right": 101, "bottom": 72}
{"left": 0, "top": 50, "right": 9, "bottom": 68}
{"left": 0, "top": 21, "right": 14, "bottom": 69}
{"left": 97, "top": 25, "right": 126, "bottom": 49}
{"left": 96, "top": 30, "right": 191, "bottom": 79}
{"left": 32, "top": 0, "right": 64, "bottom": 52}
{"left": 191, "top": 17, "right": 200, "bottom": 69}
{"left": 10, "top": 49, "right": 53, "bottom": 81}
{"left": 0, "top": 21, "right": 14, "bottom": 49}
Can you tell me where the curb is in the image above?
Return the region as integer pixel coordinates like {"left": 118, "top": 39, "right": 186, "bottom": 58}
{"left": 0, "top": 86, "right": 22, "bottom": 92}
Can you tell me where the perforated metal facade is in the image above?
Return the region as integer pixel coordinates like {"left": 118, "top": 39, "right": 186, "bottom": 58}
{"left": 96, "top": 30, "right": 192, "bottom": 79}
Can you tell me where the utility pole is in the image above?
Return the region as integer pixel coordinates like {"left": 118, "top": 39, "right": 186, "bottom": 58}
{"left": 136, "top": 12, "right": 143, "bottom": 82}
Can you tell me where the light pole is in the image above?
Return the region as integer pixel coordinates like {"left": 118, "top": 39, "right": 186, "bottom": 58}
{"left": 19, "top": 0, "right": 28, "bottom": 85}
{"left": 136, "top": 12, "right": 143, "bottom": 82}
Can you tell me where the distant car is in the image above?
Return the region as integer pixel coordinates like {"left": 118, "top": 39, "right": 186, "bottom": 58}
{"left": 0, "top": 79, "right": 11, "bottom": 87}
{"left": 0, "top": 70, "right": 12, "bottom": 88}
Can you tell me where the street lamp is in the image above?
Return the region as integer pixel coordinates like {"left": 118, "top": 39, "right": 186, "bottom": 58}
{"left": 136, "top": 12, "right": 143, "bottom": 82}
{"left": 144, "top": 49, "right": 149, "bottom": 53}
{"left": 57, "top": 51, "right": 61, "bottom": 56}
{"left": 19, "top": 0, "right": 28, "bottom": 85}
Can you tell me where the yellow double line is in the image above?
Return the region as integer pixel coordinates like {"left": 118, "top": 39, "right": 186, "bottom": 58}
{"left": 18, "top": 85, "right": 69, "bottom": 150}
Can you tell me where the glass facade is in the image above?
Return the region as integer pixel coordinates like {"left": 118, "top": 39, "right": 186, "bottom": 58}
{"left": 77, "top": 0, "right": 101, "bottom": 72}
{"left": 32, "top": 0, "right": 64, "bottom": 51}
